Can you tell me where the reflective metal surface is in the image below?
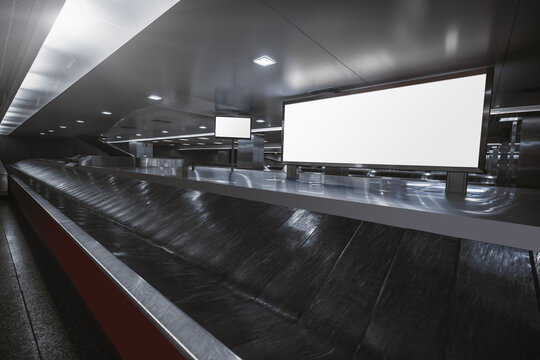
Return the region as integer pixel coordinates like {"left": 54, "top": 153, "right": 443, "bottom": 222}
{"left": 0, "top": 198, "right": 121, "bottom": 358}
{"left": 0, "top": 161, "right": 7, "bottom": 197}
{"left": 9, "top": 159, "right": 540, "bottom": 359}
{"left": 237, "top": 136, "right": 264, "bottom": 170}
{"left": 78, "top": 155, "right": 135, "bottom": 168}
{"left": 60, "top": 162, "right": 540, "bottom": 250}
{"left": 10, "top": 175, "right": 240, "bottom": 360}
{"left": 517, "top": 115, "right": 540, "bottom": 188}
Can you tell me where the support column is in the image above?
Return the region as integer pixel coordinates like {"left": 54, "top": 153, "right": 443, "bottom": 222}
{"left": 445, "top": 172, "right": 468, "bottom": 195}
{"left": 286, "top": 165, "right": 298, "bottom": 179}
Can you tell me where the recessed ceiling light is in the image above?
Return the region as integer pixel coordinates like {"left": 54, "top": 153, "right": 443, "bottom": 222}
{"left": 264, "top": 140, "right": 268, "bottom": 143}
{"left": 183, "top": 143, "right": 190, "bottom": 146}
{"left": 213, "top": 141, "right": 223, "bottom": 144}
{"left": 147, "top": 94, "right": 163, "bottom": 101}
{"left": 199, "top": 125, "right": 207, "bottom": 129}
{"left": 48, "top": 129, "right": 54, "bottom": 132}
{"left": 152, "top": 141, "right": 158, "bottom": 143}
{"left": 179, "top": 138, "right": 189, "bottom": 141}
{"left": 76, "top": 120, "right": 85, "bottom": 123}
{"left": 196, "top": 142, "right": 205, "bottom": 145}
{"left": 253, "top": 55, "right": 276, "bottom": 67}
{"left": 40, "top": 132, "right": 45, "bottom": 135}
{"left": 136, "top": 133, "right": 142, "bottom": 136}
{"left": 256, "top": 119, "right": 265, "bottom": 123}
{"left": 161, "top": 130, "right": 168, "bottom": 134}
{"left": 116, "top": 135, "right": 121, "bottom": 138}
{"left": 102, "top": 111, "right": 112, "bottom": 115}
{"left": 164, "top": 139, "right": 173, "bottom": 142}
{"left": 59, "top": 125, "right": 67, "bottom": 129}
{"left": 198, "top": 137, "right": 209, "bottom": 140}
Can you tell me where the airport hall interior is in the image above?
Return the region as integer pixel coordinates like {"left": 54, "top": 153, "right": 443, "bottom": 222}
{"left": 0, "top": 0, "right": 539, "bottom": 359}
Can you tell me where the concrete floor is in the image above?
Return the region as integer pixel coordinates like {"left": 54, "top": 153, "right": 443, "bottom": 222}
{"left": 0, "top": 199, "right": 119, "bottom": 360}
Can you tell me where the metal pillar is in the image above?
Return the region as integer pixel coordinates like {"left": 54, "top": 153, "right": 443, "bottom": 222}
{"left": 445, "top": 172, "right": 468, "bottom": 195}
{"left": 286, "top": 165, "right": 298, "bottom": 179}
{"left": 230, "top": 139, "right": 235, "bottom": 172}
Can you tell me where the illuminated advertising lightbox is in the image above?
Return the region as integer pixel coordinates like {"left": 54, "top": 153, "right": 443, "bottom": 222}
{"left": 283, "top": 72, "right": 490, "bottom": 171}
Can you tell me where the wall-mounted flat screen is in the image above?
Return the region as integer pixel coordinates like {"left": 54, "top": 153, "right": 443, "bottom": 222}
{"left": 214, "top": 116, "right": 252, "bottom": 139}
{"left": 283, "top": 72, "right": 489, "bottom": 171}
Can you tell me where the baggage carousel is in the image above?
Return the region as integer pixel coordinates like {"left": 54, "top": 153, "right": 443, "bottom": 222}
{"left": 8, "top": 159, "right": 540, "bottom": 359}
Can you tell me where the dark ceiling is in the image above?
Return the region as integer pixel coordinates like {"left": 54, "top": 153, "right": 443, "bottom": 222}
{"left": 8, "top": 0, "right": 540, "bottom": 142}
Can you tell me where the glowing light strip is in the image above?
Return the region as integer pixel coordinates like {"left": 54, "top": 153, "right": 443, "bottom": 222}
{"left": 0, "top": 0, "right": 180, "bottom": 135}
{"left": 107, "top": 132, "right": 215, "bottom": 144}
{"left": 106, "top": 127, "right": 283, "bottom": 144}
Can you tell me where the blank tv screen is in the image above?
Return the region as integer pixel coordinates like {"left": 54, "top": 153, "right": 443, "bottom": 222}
{"left": 283, "top": 73, "right": 488, "bottom": 169}
{"left": 215, "top": 116, "right": 252, "bottom": 139}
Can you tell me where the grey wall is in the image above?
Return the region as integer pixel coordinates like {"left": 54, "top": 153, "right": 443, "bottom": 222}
{"left": 0, "top": 136, "right": 106, "bottom": 164}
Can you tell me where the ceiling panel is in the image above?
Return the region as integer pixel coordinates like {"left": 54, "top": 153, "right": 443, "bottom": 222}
{"left": 264, "top": 0, "right": 519, "bottom": 86}
{"left": 492, "top": 0, "right": 540, "bottom": 108}
{"left": 14, "top": 0, "right": 364, "bottom": 139}
{"left": 10, "top": 0, "right": 540, "bottom": 141}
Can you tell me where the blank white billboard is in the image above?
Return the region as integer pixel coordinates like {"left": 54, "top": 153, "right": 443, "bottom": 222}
{"left": 215, "top": 116, "right": 252, "bottom": 139}
{"left": 283, "top": 73, "right": 488, "bottom": 170}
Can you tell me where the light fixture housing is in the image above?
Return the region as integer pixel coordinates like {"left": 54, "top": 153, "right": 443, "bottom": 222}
{"left": 136, "top": 133, "right": 142, "bottom": 136}
{"left": 256, "top": 119, "right": 266, "bottom": 123}
{"left": 59, "top": 125, "right": 67, "bottom": 129}
{"left": 162, "top": 130, "right": 169, "bottom": 134}
{"left": 76, "top": 120, "right": 85, "bottom": 123}
{"left": 102, "top": 111, "right": 112, "bottom": 115}
{"left": 199, "top": 125, "right": 207, "bottom": 129}
{"left": 147, "top": 94, "right": 163, "bottom": 101}
{"left": 253, "top": 55, "right": 276, "bottom": 67}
